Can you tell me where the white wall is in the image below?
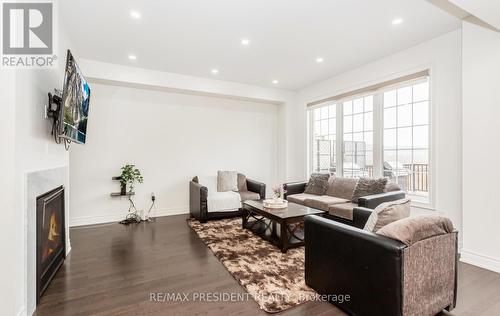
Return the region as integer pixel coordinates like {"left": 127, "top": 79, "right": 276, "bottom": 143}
{"left": 69, "top": 83, "right": 279, "bottom": 226}
{"left": 293, "top": 30, "right": 463, "bottom": 238}
{"left": 5, "top": 2, "right": 75, "bottom": 314}
{"left": 0, "top": 70, "right": 17, "bottom": 316}
{"left": 461, "top": 21, "right": 500, "bottom": 272}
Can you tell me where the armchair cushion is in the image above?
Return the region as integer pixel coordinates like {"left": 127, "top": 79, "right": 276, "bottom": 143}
{"left": 238, "top": 190, "right": 260, "bottom": 202}
{"left": 364, "top": 198, "right": 411, "bottom": 232}
{"left": 237, "top": 173, "right": 248, "bottom": 192}
{"left": 207, "top": 191, "right": 241, "bottom": 212}
{"left": 377, "top": 215, "right": 454, "bottom": 246}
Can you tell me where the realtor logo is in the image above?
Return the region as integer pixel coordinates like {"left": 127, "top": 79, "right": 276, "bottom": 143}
{"left": 2, "top": 1, "right": 56, "bottom": 68}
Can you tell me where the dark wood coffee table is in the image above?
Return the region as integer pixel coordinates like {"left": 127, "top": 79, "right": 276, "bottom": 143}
{"left": 242, "top": 200, "right": 325, "bottom": 253}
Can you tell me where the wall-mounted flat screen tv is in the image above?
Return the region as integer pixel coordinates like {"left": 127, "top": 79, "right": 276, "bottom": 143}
{"left": 60, "top": 50, "right": 91, "bottom": 144}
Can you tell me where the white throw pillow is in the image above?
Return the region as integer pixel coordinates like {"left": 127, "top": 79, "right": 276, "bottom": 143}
{"left": 363, "top": 198, "right": 411, "bottom": 232}
{"left": 217, "top": 170, "right": 238, "bottom": 192}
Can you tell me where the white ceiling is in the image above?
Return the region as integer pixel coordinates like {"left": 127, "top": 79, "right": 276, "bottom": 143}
{"left": 60, "top": 0, "right": 460, "bottom": 90}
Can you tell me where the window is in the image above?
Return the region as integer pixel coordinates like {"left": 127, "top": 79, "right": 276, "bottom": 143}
{"left": 383, "top": 79, "right": 429, "bottom": 202}
{"left": 311, "top": 104, "right": 336, "bottom": 173}
{"left": 342, "top": 96, "right": 373, "bottom": 178}
{"left": 308, "top": 73, "right": 431, "bottom": 204}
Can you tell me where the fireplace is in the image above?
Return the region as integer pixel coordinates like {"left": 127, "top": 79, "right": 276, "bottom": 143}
{"left": 36, "top": 186, "right": 66, "bottom": 304}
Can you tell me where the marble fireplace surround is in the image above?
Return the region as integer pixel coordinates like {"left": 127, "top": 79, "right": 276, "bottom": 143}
{"left": 26, "top": 167, "right": 70, "bottom": 316}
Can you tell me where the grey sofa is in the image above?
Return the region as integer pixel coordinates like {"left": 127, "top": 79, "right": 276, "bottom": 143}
{"left": 284, "top": 176, "right": 405, "bottom": 228}
{"left": 190, "top": 173, "right": 265, "bottom": 223}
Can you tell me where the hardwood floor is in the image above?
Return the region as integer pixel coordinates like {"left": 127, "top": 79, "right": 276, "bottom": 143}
{"left": 35, "top": 215, "right": 500, "bottom": 316}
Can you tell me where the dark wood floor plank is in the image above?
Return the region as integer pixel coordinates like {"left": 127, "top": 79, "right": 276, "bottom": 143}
{"left": 34, "top": 215, "right": 500, "bottom": 316}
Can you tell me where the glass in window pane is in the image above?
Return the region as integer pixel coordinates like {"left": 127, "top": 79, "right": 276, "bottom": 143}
{"left": 384, "top": 129, "right": 397, "bottom": 150}
{"left": 353, "top": 113, "right": 363, "bottom": 132}
{"left": 398, "top": 104, "right": 412, "bottom": 127}
{"left": 397, "top": 149, "right": 412, "bottom": 165}
{"left": 413, "top": 81, "right": 429, "bottom": 102}
{"left": 413, "top": 101, "right": 429, "bottom": 125}
{"left": 320, "top": 106, "right": 329, "bottom": 120}
{"left": 328, "top": 118, "right": 336, "bottom": 135}
{"left": 365, "top": 150, "right": 373, "bottom": 166}
{"left": 364, "top": 111, "right": 373, "bottom": 131}
{"left": 344, "top": 115, "right": 352, "bottom": 133}
{"left": 397, "top": 86, "right": 412, "bottom": 105}
{"left": 384, "top": 107, "right": 397, "bottom": 128}
{"left": 329, "top": 104, "right": 336, "bottom": 117}
{"left": 397, "top": 127, "right": 412, "bottom": 149}
{"left": 314, "top": 108, "right": 321, "bottom": 120}
{"left": 314, "top": 121, "right": 320, "bottom": 136}
{"left": 320, "top": 120, "right": 328, "bottom": 136}
{"left": 413, "top": 125, "right": 428, "bottom": 149}
{"left": 384, "top": 150, "right": 397, "bottom": 165}
{"left": 344, "top": 133, "right": 353, "bottom": 141}
{"left": 353, "top": 132, "right": 363, "bottom": 141}
{"left": 413, "top": 149, "right": 429, "bottom": 164}
{"left": 319, "top": 156, "right": 330, "bottom": 171}
{"left": 353, "top": 98, "right": 364, "bottom": 114}
{"left": 364, "top": 131, "right": 373, "bottom": 150}
{"left": 364, "top": 96, "right": 373, "bottom": 112}
{"left": 384, "top": 90, "right": 396, "bottom": 108}
{"left": 344, "top": 101, "right": 353, "bottom": 115}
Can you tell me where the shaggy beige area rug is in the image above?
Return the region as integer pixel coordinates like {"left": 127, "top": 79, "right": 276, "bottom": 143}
{"left": 188, "top": 218, "right": 316, "bottom": 313}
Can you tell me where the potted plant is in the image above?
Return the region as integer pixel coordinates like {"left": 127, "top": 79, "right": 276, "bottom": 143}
{"left": 119, "top": 164, "right": 144, "bottom": 194}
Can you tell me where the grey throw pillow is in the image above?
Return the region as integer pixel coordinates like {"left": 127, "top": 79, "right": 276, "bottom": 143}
{"left": 217, "top": 171, "right": 238, "bottom": 192}
{"left": 363, "top": 198, "right": 411, "bottom": 232}
{"left": 376, "top": 215, "right": 453, "bottom": 246}
{"left": 304, "top": 173, "right": 330, "bottom": 195}
{"left": 352, "top": 177, "right": 388, "bottom": 203}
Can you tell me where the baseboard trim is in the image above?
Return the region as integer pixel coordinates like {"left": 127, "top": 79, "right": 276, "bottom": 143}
{"left": 70, "top": 207, "right": 189, "bottom": 227}
{"left": 460, "top": 249, "right": 500, "bottom": 274}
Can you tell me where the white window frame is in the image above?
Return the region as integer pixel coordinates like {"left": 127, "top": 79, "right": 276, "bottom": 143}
{"left": 307, "top": 70, "right": 434, "bottom": 208}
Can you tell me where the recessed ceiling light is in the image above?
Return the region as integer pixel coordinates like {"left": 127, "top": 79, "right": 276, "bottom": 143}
{"left": 241, "top": 38, "right": 250, "bottom": 46}
{"left": 211, "top": 69, "right": 219, "bottom": 74}
{"left": 392, "top": 18, "right": 403, "bottom": 25}
{"left": 130, "top": 11, "right": 141, "bottom": 19}
{"left": 128, "top": 55, "right": 137, "bottom": 60}
{"left": 272, "top": 79, "right": 279, "bottom": 84}
{"left": 316, "top": 57, "right": 324, "bottom": 63}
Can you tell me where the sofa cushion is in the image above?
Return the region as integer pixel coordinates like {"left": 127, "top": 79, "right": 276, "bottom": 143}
{"left": 207, "top": 191, "right": 241, "bottom": 212}
{"left": 303, "top": 196, "right": 350, "bottom": 211}
{"left": 304, "top": 173, "right": 330, "bottom": 195}
{"left": 363, "top": 198, "right": 411, "bottom": 232}
{"left": 287, "top": 193, "right": 322, "bottom": 205}
{"left": 352, "top": 177, "right": 388, "bottom": 203}
{"left": 326, "top": 177, "right": 358, "bottom": 200}
{"left": 238, "top": 190, "right": 260, "bottom": 202}
{"left": 237, "top": 173, "right": 248, "bottom": 192}
{"left": 327, "top": 202, "right": 357, "bottom": 220}
{"left": 377, "top": 216, "right": 454, "bottom": 246}
{"left": 217, "top": 170, "right": 238, "bottom": 192}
